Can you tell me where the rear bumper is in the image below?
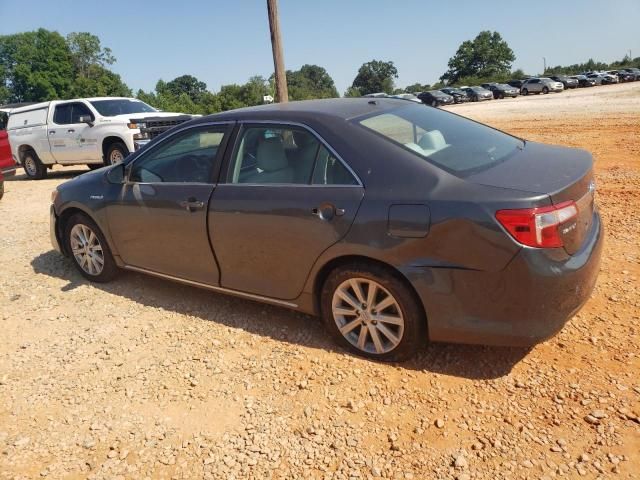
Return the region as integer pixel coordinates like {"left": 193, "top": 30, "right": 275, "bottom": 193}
{"left": 50, "top": 206, "right": 62, "bottom": 254}
{"left": 408, "top": 211, "right": 604, "bottom": 347}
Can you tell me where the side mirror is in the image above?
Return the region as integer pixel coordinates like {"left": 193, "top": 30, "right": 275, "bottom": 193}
{"left": 79, "top": 115, "right": 94, "bottom": 127}
{"left": 106, "top": 163, "right": 126, "bottom": 184}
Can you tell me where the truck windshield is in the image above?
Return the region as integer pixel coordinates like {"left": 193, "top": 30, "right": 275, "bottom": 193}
{"left": 90, "top": 99, "right": 157, "bottom": 117}
{"left": 356, "top": 104, "right": 524, "bottom": 175}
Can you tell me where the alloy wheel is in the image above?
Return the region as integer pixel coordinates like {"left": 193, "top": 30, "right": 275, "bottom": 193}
{"left": 69, "top": 223, "right": 104, "bottom": 276}
{"left": 332, "top": 278, "right": 404, "bottom": 355}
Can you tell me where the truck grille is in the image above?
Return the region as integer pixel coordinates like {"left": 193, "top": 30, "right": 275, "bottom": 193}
{"left": 140, "top": 115, "right": 193, "bottom": 139}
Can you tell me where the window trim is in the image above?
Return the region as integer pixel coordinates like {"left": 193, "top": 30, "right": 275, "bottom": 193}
{"left": 221, "top": 120, "right": 362, "bottom": 188}
{"left": 125, "top": 121, "right": 234, "bottom": 186}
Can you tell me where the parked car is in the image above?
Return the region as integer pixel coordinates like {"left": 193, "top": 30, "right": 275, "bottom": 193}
{"left": 621, "top": 68, "right": 640, "bottom": 80}
{"left": 609, "top": 70, "right": 634, "bottom": 82}
{"left": 363, "top": 93, "right": 389, "bottom": 98}
{"left": 550, "top": 75, "right": 579, "bottom": 89}
{"left": 485, "top": 83, "right": 520, "bottom": 99}
{"left": 0, "top": 105, "right": 23, "bottom": 179}
{"left": 439, "top": 87, "right": 470, "bottom": 103}
{"left": 571, "top": 75, "right": 596, "bottom": 88}
{"left": 7, "top": 97, "right": 192, "bottom": 179}
{"left": 417, "top": 90, "right": 454, "bottom": 107}
{"left": 586, "top": 74, "right": 606, "bottom": 85}
{"left": 49, "top": 98, "right": 603, "bottom": 361}
{"left": 507, "top": 79, "right": 526, "bottom": 89}
{"left": 389, "top": 93, "right": 422, "bottom": 103}
{"left": 462, "top": 86, "right": 493, "bottom": 101}
{"left": 520, "top": 78, "right": 564, "bottom": 95}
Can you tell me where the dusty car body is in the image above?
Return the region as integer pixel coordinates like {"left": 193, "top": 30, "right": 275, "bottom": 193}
{"left": 50, "top": 99, "right": 603, "bottom": 360}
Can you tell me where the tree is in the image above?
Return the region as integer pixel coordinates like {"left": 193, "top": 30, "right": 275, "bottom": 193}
{"left": 404, "top": 83, "right": 430, "bottom": 94}
{"left": 0, "top": 29, "right": 74, "bottom": 102}
{"left": 350, "top": 60, "right": 398, "bottom": 95}
{"left": 66, "top": 32, "right": 115, "bottom": 78}
{"left": 163, "top": 75, "right": 208, "bottom": 103}
{"left": 343, "top": 86, "right": 361, "bottom": 98}
{"left": 440, "top": 31, "right": 515, "bottom": 84}
{"left": 284, "top": 64, "right": 339, "bottom": 100}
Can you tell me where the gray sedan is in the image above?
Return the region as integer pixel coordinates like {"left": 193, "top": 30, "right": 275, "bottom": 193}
{"left": 50, "top": 99, "right": 603, "bottom": 361}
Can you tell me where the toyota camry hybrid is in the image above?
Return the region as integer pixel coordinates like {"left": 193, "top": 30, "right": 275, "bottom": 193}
{"left": 50, "top": 98, "right": 603, "bottom": 361}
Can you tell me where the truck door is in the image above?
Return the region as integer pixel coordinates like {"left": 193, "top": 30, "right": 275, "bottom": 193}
{"left": 49, "top": 102, "right": 100, "bottom": 163}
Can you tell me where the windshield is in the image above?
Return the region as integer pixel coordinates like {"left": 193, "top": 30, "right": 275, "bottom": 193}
{"left": 90, "top": 99, "right": 157, "bottom": 117}
{"left": 356, "top": 104, "right": 524, "bottom": 175}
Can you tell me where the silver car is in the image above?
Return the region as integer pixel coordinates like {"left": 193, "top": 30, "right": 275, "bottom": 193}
{"left": 520, "top": 77, "right": 564, "bottom": 95}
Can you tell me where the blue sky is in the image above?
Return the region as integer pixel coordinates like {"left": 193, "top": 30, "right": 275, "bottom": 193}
{"left": 2, "top": 0, "right": 639, "bottom": 94}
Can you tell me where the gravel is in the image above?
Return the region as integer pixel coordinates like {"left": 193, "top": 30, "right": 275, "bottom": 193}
{"left": 1, "top": 82, "right": 639, "bottom": 479}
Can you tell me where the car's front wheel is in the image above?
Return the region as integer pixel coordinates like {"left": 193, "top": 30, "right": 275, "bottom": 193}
{"left": 104, "top": 142, "right": 129, "bottom": 166}
{"left": 321, "top": 263, "right": 425, "bottom": 361}
{"left": 64, "top": 213, "right": 118, "bottom": 282}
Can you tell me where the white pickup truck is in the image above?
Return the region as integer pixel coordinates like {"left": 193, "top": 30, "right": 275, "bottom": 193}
{"left": 7, "top": 97, "right": 192, "bottom": 179}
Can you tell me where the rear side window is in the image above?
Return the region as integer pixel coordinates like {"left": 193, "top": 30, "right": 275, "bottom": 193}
{"left": 312, "top": 145, "right": 359, "bottom": 185}
{"left": 53, "top": 104, "right": 72, "bottom": 124}
{"left": 357, "top": 104, "right": 523, "bottom": 175}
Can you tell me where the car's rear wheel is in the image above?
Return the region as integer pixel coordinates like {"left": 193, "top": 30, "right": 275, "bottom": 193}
{"left": 104, "top": 142, "right": 129, "bottom": 166}
{"left": 22, "top": 150, "right": 47, "bottom": 180}
{"left": 321, "top": 263, "right": 425, "bottom": 362}
{"left": 522, "top": 88, "right": 528, "bottom": 96}
{"left": 64, "top": 213, "right": 118, "bottom": 282}
{"left": 542, "top": 87, "right": 549, "bottom": 94}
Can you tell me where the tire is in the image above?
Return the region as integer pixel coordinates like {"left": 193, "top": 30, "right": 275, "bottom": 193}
{"left": 22, "top": 150, "right": 47, "bottom": 180}
{"left": 64, "top": 213, "right": 118, "bottom": 282}
{"left": 499, "top": 93, "right": 505, "bottom": 99}
{"left": 104, "top": 141, "right": 129, "bottom": 166}
{"left": 542, "top": 87, "right": 549, "bottom": 94}
{"left": 431, "top": 100, "right": 437, "bottom": 108}
{"left": 320, "top": 263, "right": 425, "bottom": 362}
{"left": 521, "top": 88, "right": 528, "bottom": 96}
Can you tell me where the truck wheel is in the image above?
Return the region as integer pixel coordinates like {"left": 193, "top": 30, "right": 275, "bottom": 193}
{"left": 22, "top": 150, "right": 48, "bottom": 180}
{"left": 104, "top": 142, "right": 129, "bottom": 166}
{"left": 64, "top": 213, "right": 118, "bottom": 282}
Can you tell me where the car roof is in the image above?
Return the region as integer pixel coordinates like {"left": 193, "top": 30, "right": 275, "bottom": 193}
{"left": 9, "top": 96, "right": 141, "bottom": 113}
{"left": 193, "top": 98, "right": 413, "bottom": 124}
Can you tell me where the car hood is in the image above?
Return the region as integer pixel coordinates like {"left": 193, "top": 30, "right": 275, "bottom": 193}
{"left": 465, "top": 141, "right": 592, "bottom": 198}
{"left": 99, "top": 112, "right": 188, "bottom": 123}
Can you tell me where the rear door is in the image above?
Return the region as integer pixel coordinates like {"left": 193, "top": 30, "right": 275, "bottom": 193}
{"left": 209, "top": 123, "right": 364, "bottom": 300}
{"left": 106, "top": 123, "right": 232, "bottom": 285}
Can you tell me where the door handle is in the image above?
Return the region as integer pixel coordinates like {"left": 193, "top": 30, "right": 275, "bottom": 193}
{"left": 48, "top": 131, "right": 56, "bottom": 135}
{"left": 179, "top": 197, "right": 205, "bottom": 212}
{"left": 67, "top": 129, "right": 75, "bottom": 133}
{"left": 312, "top": 203, "right": 345, "bottom": 220}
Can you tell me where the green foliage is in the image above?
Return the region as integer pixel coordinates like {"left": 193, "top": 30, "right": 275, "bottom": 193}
{"left": 343, "top": 86, "right": 362, "bottom": 98}
{"left": 0, "top": 29, "right": 129, "bottom": 103}
{"left": 404, "top": 83, "right": 431, "bottom": 94}
{"left": 284, "top": 64, "right": 339, "bottom": 100}
{"left": 350, "top": 60, "right": 398, "bottom": 95}
{"left": 0, "top": 29, "right": 74, "bottom": 102}
{"left": 441, "top": 31, "right": 515, "bottom": 84}
{"left": 544, "top": 56, "right": 640, "bottom": 75}
{"left": 162, "top": 75, "right": 208, "bottom": 103}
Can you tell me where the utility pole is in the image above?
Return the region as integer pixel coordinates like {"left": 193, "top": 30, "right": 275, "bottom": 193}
{"left": 267, "top": 0, "right": 288, "bottom": 103}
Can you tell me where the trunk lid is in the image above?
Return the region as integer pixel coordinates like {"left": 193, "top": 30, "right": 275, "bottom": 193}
{"left": 467, "top": 141, "right": 595, "bottom": 255}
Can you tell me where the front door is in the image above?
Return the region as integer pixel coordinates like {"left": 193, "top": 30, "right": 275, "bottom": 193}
{"left": 210, "top": 124, "right": 364, "bottom": 300}
{"left": 49, "top": 102, "right": 99, "bottom": 163}
{"left": 106, "top": 124, "right": 232, "bottom": 285}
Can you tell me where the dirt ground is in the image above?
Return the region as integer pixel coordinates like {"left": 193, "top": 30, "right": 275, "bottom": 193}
{"left": 0, "top": 83, "right": 638, "bottom": 480}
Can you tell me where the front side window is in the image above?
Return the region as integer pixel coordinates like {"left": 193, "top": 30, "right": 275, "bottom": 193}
{"left": 71, "top": 103, "right": 94, "bottom": 123}
{"left": 357, "top": 104, "right": 523, "bottom": 175}
{"left": 129, "top": 126, "right": 227, "bottom": 183}
{"left": 227, "top": 125, "right": 358, "bottom": 186}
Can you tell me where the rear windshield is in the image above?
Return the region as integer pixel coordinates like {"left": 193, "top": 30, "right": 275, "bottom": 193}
{"left": 356, "top": 104, "right": 524, "bottom": 175}
{"left": 90, "top": 99, "right": 157, "bottom": 117}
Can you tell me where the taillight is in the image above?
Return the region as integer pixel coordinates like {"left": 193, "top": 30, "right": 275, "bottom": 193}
{"left": 496, "top": 201, "right": 578, "bottom": 248}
